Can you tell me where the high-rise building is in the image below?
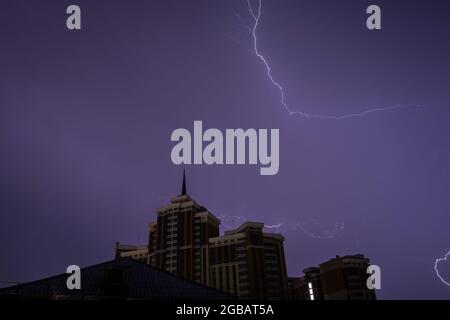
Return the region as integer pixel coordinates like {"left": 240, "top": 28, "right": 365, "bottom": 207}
{"left": 147, "top": 170, "right": 220, "bottom": 285}
{"left": 209, "top": 222, "right": 289, "bottom": 299}
{"left": 115, "top": 171, "right": 289, "bottom": 299}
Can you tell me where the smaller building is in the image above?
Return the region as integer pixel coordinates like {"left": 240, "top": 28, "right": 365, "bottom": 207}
{"left": 289, "top": 267, "right": 324, "bottom": 300}
{"left": 115, "top": 243, "right": 148, "bottom": 263}
{"left": 320, "top": 254, "right": 376, "bottom": 300}
{"left": 288, "top": 277, "right": 306, "bottom": 300}
{"left": 289, "top": 254, "right": 376, "bottom": 300}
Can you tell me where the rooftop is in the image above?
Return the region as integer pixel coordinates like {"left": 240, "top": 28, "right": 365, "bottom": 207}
{"left": 0, "top": 258, "right": 234, "bottom": 300}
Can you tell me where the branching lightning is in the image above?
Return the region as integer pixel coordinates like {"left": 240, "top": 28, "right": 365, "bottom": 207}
{"left": 218, "top": 214, "right": 344, "bottom": 240}
{"left": 294, "top": 221, "right": 345, "bottom": 240}
{"left": 218, "top": 214, "right": 248, "bottom": 230}
{"left": 264, "top": 223, "right": 283, "bottom": 229}
{"left": 435, "top": 250, "right": 450, "bottom": 287}
{"left": 243, "top": 0, "right": 422, "bottom": 120}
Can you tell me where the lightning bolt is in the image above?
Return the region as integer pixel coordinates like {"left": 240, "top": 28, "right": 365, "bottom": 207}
{"left": 244, "top": 0, "right": 422, "bottom": 119}
{"left": 435, "top": 250, "right": 450, "bottom": 287}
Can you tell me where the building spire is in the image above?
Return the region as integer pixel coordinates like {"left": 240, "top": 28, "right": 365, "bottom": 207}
{"left": 181, "top": 168, "right": 187, "bottom": 195}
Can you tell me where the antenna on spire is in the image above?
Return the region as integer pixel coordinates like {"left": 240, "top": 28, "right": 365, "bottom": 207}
{"left": 181, "top": 168, "right": 187, "bottom": 195}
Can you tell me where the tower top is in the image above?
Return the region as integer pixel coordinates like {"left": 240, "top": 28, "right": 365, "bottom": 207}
{"left": 181, "top": 169, "right": 187, "bottom": 195}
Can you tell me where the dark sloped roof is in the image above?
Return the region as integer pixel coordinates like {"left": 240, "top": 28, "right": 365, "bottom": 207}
{"left": 0, "top": 258, "right": 233, "bottom": 300}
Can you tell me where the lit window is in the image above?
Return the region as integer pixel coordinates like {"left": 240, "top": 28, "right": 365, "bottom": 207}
{"left": 308, "top": 282, "right": 314, "bottom": 300}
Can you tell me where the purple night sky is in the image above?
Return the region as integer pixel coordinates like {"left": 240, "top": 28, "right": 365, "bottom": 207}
{"left": 1, "top": 0, "right": 450, "bottom": 299}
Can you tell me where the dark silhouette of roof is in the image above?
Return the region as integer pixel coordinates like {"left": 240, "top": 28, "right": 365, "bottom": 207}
{"left": 0, "top": 258, "right": 233, "bottom": 300}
